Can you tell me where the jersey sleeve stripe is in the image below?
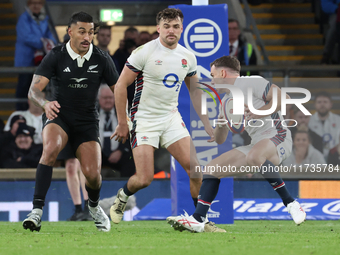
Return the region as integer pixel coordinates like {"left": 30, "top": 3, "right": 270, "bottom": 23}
{"left": 130, "top": 72, "right": 144, "bottom": 122}
{"left": 126, "top": 61, "right": 141, "bottom": 74}
{"left": 262, "top": 81, "right": 272, "bottom": 102}
{"left": 186, "top": 70, "right": 197, "bottom": 77}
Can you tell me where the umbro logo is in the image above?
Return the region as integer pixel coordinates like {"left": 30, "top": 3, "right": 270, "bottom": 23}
{"left": 87, "top": 64, "right": 98, "bottom": 73}
{"left": 70, "top": 78, "right": 88, "bottom": 83}
{"left": 63, "top": 67, "right": 71, "bottom": 72}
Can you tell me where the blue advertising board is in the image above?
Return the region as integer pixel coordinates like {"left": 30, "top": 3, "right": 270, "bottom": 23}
{"left": 0, "top": 180, "right": 170, "bottom": 222}
{"left": 169, "top": 4, "right": 234, "bottom": 224}
{"left": 234, "top": 199, "right": 340, "bottom": 220}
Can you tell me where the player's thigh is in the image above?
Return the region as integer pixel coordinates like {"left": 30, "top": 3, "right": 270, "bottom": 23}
{"left": 248, "top": 138, "right": 280, "bottom": 165}
{"left": 160, "top": 112, "right": 189, "bottom": 150}
{"left": 76, "top": 141, "right": 101, "bottom": 175}
{"left": 132, "top": 144, "right": 155, "bottom": 181}
{"left": 205, "top": 149, "right": 248, "bottom": 179}
{"left": 42, "top": 123, "right": 68, "bottom": 157}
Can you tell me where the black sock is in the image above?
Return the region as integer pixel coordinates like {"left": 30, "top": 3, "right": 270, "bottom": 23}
{"left": 193, "top": 176, "right": 220, "bottom": 223}
{"left": 192, "top": 197, "right": 198, "bottom": 208}
{"left": 85, "top": 185, "right": 101, "bottom": 207}
{"left": 123, "top": 183, "right": 134, "bottom": 196}
{"left": 260, "top": 160, "right": 294, "bottom": 206}
{"left": 75, "top": 204, "right": 82, "bottom": 213}
{"left": 33, "top": 164, "right": 53, "bottom": 209}
{"left": 84, "top": 199, "right": 88, "bottom": 209}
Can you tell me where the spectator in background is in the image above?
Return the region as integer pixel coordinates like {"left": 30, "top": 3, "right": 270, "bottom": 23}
{"left": 328, "top": 131, "right": 340, "bottom": 165}
{"left": 14, "top": 0, "right": 56, "bottom": 110}
{"left": 96, "top": 25, "right": 112, "bottom": 54}
{"left": 228, "top": 19, "right": 257, "bottom": 76}
{"left": 123, "top": 27, "right": 139, "bottom": 44}
{"left": 0, "top": 115, "right": 26, "bottom": 158}
{"left": 290, "top": 107, "right": 323, "bottom": 153}
{"left": 0, "top": 123, "right": 42, "bottom": 168}
{"left": 282, "top": 129, "right": 326, "bottom": 167}
{"left": 98, "top": 85, "right": 135, "bottom": 178}
{"left": 112, "top": 27, "right": 138, "bottom": 109}
{"left": 320, "top": 0, "right": 340, "bottom": 64}
{"left": 308, "top": 91, "right": 340, "bottom": 158}
{"left": 4, "top": 99, "right": 43, "bottom": 145}
{"left": 112, "top": 27, "right": 138, "bottom": 74}
{"left": 137, "top": 31, "right": 151, "bottom": 46}
{"left": 151, "top": 31, "right": 159, "bottom": 40}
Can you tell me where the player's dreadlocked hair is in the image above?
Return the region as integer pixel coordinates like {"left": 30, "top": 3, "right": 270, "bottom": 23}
{"left": 67, "top": 11, "right": 99, "bottom": 33}
{"left": 156, "top": 8, "right": 184, "bottom": 25}
{"left": 210, "top": 56, "right": 241, "bottom": 74}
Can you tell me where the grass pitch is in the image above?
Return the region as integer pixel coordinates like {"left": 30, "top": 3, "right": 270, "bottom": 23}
{"left": 0, "top": 220, "right": 339, "bottom": 255}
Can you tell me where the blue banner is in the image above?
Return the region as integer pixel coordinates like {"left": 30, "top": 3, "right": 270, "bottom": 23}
{"left": 169, "top": 4, "right": 233, "bottom": 224}
{"left": 0, "top": 180, "right": 170, "bottom": 222}
{"left": 234, "top": 199, "right": 340, "bottom": 220}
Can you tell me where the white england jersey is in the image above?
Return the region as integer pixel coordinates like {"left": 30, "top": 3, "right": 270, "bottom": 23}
{"left": 220, "top": 76, "right": 290, "bottom": 145}
{"left": 308, "top": 111, "right": 340, "bottom": 158}
{"left": 126, "top": 38, "right": 197, "bottom": 122}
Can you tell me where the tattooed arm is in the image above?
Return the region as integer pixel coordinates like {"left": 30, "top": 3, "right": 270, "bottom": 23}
{"left": 28, "top": 74, "right": 60, "bottom": 120}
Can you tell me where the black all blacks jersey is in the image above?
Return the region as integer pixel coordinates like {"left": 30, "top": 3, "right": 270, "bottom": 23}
{"left": 35, "top": 43, "right": 119, "bottom": 122}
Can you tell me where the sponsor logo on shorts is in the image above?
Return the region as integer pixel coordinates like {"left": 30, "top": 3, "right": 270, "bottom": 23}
{"left": 280, "top": 147, "right": 285, "bottom": 156}
{"left": 181, "top": 122, "right": 186, "bottom": 128}
{"left": 141, "top": 136, "right": 148, "bottom": 141}
{"left": 155, "top": 60, "right": 162, "bottom": 65}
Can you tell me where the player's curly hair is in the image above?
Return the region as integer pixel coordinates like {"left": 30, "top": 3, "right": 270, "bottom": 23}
{"left": 156, "top": 8, "right": 184, "bottom": 25}
{"left": 210, "top": 56, "right": 241, "bottom": 74}
{"left": 67, "top": 11, "right": 99, "bottom": 33}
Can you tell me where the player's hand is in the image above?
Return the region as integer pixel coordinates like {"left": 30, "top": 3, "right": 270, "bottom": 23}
{"left": 44, "top": 101, "right": 60, "bottom": 120}
{"left": 111, "top": 122, "right": 129, "bottom": 144}
{"left": 244, "top": 104, "right": 257, "bottom": 121}
{"left": 108, "top": 150, "right": 123, "bottom": 164}
{"left": 204, "top": 124, "right": 215, "bottom": 142}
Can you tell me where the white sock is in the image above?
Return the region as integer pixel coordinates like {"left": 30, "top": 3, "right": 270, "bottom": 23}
{"left": 119, "top": 189, "right": 129, "bottom": 202}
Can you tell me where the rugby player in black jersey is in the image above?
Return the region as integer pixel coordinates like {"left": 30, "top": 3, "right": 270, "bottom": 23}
{"left": 22, "top": 11, "right": 119, "bottom": 232}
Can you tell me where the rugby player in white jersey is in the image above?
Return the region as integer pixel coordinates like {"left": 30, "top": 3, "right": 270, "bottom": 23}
{"left": 167, "top": 56, "right": 307, "bottom": 233}
{"left": 110, "top": 8, "right": 227, "bottom": 232}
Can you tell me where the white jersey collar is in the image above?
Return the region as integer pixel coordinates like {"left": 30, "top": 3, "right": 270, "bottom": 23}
{"left": 66, "top": 41, "right": 93, "bottom": 67}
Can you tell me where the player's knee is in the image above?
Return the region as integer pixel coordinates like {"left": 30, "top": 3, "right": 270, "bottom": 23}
{"left": 82, "top": 167, "right": 100, "bottom": 180}
{"left": 137, "top": 176, "right": 153, "bottom": 189}
{"left": 246, "top": 152, "right": 262, "bottom": 167}
{"left": 40, "top": 145, "right": 61, "bottom": 166}
{"left": 65, "top": 159, "right": 78, "bottom": 175}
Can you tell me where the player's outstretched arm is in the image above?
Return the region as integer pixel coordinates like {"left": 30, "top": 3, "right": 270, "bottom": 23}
{"left": 185, "top": 75, "right": 214, "bottom": 142}
{"left": 28, "top": 74, "right": 60, "bottom": 120}
{"left": 111, "top": 65, "right": 138, "bottom": 144}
